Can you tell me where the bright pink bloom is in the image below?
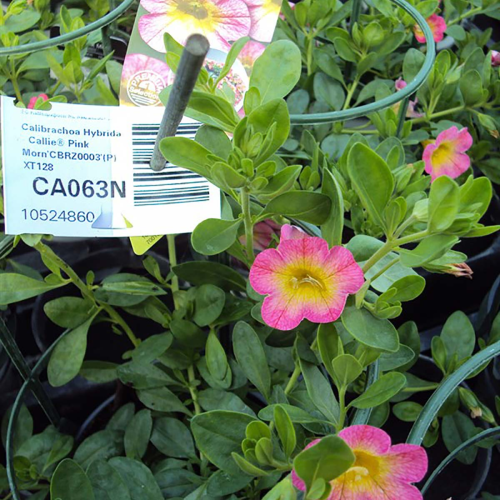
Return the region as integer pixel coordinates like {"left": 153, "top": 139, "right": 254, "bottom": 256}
{"left": 414, "top": 14, "right": 447, "bottom": 43}
{"left": 138, "top": 0, "right": 251, "bottom": 52}
{"left": 249, "top": 225, "right": 364, "bottom": 330}
{"left": 423, "top": 126, "right": 473, "bottom": 181}
{"left": 394, "top": 78, "right": 423, "bottom": 118}
{"left": 27, "top": 93, "right": 48, "bottom": 109}
{"left": 491, "top": 50, "right": 500, "bottom": 67}
{"left": 242, "top": 0, "right": 281, "bottom": 42}
{"left": 292, "top": 426, "right": 428, "bottom": 500}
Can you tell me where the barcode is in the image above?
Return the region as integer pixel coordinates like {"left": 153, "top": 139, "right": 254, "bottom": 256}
{"left": 132, "top": 122, "right": 209, "bottom": 207}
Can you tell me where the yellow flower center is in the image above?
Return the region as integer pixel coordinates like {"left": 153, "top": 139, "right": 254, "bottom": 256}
{"left": 342, "top": 450, "right": 381, "bottom": 484}
{"left": 261, "top": 0, "right": 281, "bottom": 15}
{"left": 290, "top": 270, "right": 325, "bottom": 290}
{"left": 173, "top": 0, "right": 220, "bottom": 29}
{"left": 431, "top": 141, "right": 453, "bottom": 169}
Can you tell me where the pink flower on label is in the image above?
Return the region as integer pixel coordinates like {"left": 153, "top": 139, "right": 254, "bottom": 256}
{"left": 249, "top": 224, "right": 364, "bottom": 330}
{"left": 138, "top": 0, "right": 251, "bottom": 52}
{"left": 414, "top": 14, "right": 447, "bottom": 43}
{"left": 423, "top": 126, "right": 473, "bottom": 181}
{"left": 242, "top": 0, "right": 281, "bottom": 42}
{"left": 491, "top": 50, "right": 500, "bottom": 67}
{"left": 292, "top": 426, "right": 428, "bottom": 500}
{"left": 394, "top": 78, "right": 423, "bottom": 118}
{"left": 238, "top": 40, "right": 266, "bottom": 70}
{"left": 27, "top": 93, "right": 48, "bottom": 109}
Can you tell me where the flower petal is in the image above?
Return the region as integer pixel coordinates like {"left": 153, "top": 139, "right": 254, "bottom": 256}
{"left": 261, "top": 291, "right": 303, "bottom": 330}
{"left": 277, "top": 237, "right": 330, "bottom": 269}
{"left": 385, "top": 444, "right": 428, "bottom": 483}
{"left": 338, "top": 425, "right": 391, "bottom": 455}
{"left": 140, "top": 0, "right": 169, "bottom": 13}
{"left": 280, "top": 224, "right": 308, "bottom": 241}
{"left": 249, "top": 247, "right": 287, "bottom": 295}
{"left": 323, "top": 247, "right": 365, "bottom": 294}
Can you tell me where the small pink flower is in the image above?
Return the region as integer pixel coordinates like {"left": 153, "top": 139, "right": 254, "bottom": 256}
{"left": 138, "top": 0, "right": 251, "bottom": 52}
{"left": 414, "top": 14, "right": 447, "bottom": 43}
{"left": 249, "top": 224, "right": 364, "bottom": 330}
{"left": 446, "top": 262, "right": 473, "bottom": 279}
{"left": 242, "top": 0, "right": 281, "bottom": 42}
{"left": 292, "top": 426, "right": 428, "bottom": 500}
{"left": 423, "top": 126, "right": 473, "bottom": 181}
{"left": 394, "top": 78, "right": 423, "bottom": 118}
{"left": 240, "top": 219, "right": 281, "bottom": 251}
{"left": 491, "top": 50, "right": 500, "bottom": 67}
{"left": 238, "top": 40, "right": 266, "bottom": 70}
{"left": 27, "top": 93, "right": 48, "bottom": 109}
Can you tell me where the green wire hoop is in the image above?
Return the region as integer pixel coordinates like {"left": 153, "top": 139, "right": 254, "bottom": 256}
{"left": 0, "top": 0, "right": 136, "bottom": 56}
{"left": 289, "top": 0, "right": 436, "bottom": 125}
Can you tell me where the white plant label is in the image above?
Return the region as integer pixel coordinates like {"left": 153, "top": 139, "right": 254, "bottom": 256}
{"left": 1, "top": 97, "right": 220, "bottom": 237}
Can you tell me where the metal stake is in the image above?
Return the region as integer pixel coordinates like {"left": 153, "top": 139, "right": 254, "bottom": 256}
{"left": 150, "top": 34, "right": 210, "bottom": 171}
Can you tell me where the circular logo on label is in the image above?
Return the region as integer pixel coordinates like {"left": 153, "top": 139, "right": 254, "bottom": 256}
{"left": 127, "top": 70, "right": 166, "bottom": 107}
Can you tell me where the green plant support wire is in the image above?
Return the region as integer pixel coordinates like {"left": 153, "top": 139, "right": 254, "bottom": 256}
{"left": 0, "top": 0, "right": 135, "bottom": 56}
{"left": 420, "top": 426, "right": 500, "bottom": 495}
{"left": 407, "top": 340, "right": 500, "bottom": 445}
{"left": 6, "top": 328, "right": 72, "bottom": 500}
{"left": 350, "top": 360, "right": 380, "bottom": 426}
{"left": 289, "top": 0, "right": 436, "bottom": 126}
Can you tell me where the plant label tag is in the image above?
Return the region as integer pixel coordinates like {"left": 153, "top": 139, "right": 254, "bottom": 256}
{"left": 1, "top": 97, "right": 220, "bottom": 240}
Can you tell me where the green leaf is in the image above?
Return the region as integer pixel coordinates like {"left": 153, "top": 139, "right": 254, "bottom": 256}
{"left": 347, "top": 144, "right": 394, "bottom": 229}
{"left": 109, "top": 458, "right": 163, "bottom": 500}
{"left": 198, "top": 389, "right": 256, "bottom": 417}
{"left": 150, "top": 417, "right": 196, "bottom": 459}
{"left": 160, "top": 137, "right": 213, "bottom": 178}
{"left": 191, "top": 218, "right": 242, "bottom": 255}
{"left": 44, "top": 297, "right": 95, "bottom": 329}
{"left": 258, "top": 404, "right": 327, "bottom": 425}
{"left": 87, "top": 460, "right": 132, "bottom": 500}
{"left": 388, "top": 275, "right": 426, "bottom": 302}
{"left": 117, "top": 362, "right": 173, "bottom": 390}
{"left": 264, "top": 191, "right": 332, "bottom": 225}
{"left": 293, "top": 436, "right": 355, "bottom": 492}
{"left": 441, "top": 311, "right": 475, "bottom": 366}
{"left": 74, "top": 430, "right": 124, "bottom": 470}
{"left": 195, "top": 125, "right": 232, "bottom": 159}
{"left": 299, "top": 359, "right": 339, "bottom": 424}
{"left": 138, "top": 387, "right": 191, "bottom": 415}
{"left": 274, "top": 406, "right": 296, "bottom": 458}
{"left": 442, "top": 412, "right": 478, "bottom": 464}
{"left": 249, "top": 40, "right": 302, "bottom": 103}
{"left": 341, "top": 307, "right": 399, "bottom": 352}
{"left": 428, "top": 176, "right": 459, "bottom": 233}
{"left": 403, "top": 48, "right": 426, "bottom": 83}
{"left": 183, "top": 91, "right": 240, "bottom": 131}
{"left": 379, "top": 345, "right": 415, "bottom": 371}
{"left": 331, "top": 354, "right": 363, "bottom": 387}
{"left": 173, "top": 262, "right": 246, "bottom": 291}
{"left": 460, "top": 69, "right": 484, "bottom": 106}
{"left": 400, "top": 235, "right": 459, "bottom": 268}
{"left": 124, "top": 409, "right": 152, "bottom": 460}
{"left": 233, "top": 322, "right": 271, "bottom": 400}
{"left": 1, "top": 405, "right": 32, "bottom": 453}
{"left": 393, "top": 402, "right": 423, "bottom": 422}
{"left": 50, "top": 459, "right": 95, "bottom": 500}
{"left": 0, "top": 273, "right": 66, "bottom": 305}
{"left": 191, "top": 411, "right": 256, "bottom": 475}
{"left": 321, "top": 169, "right": 344, "bottom": 246}
{"left": 349, "top": 372, "right": 407, "bottom": 409}
{"left": 44, "top": 434, "right": 74, "bottom": 471}
{"left": 317, "top": 323, "right": 341, "bottom": 381}
{"left": 47, "top": 315, "right": 96, "bottom": 387}
{"left": 314, "top": 73, "right": 345, "bottom": 110}
{"left": 206, "top": 331, "right": 230, "bottom": 381}
{"left": 215, "top": 36, "right": 250, "bottom": 86}
{"left": 130, "top": 333, "right": 173, "bottom": 364}
{"left": 193, "top": 284, "right": 226, "bottom": 326}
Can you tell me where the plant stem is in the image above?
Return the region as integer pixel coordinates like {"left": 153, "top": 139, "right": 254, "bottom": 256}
{"left": 284, "top": 365, "right": 301, "bottom": 396}
{"left": 402, "top": 383, "right": 439, "bottom": 393}
{"left": 411, "top": 106, "right": 466, "bottom": 125}
{"left": 394, "top": 229, "right": 429, "bottom": 247}
{"left": 447, "top": 6, "right": 482, "bottom": 26}
{"left": 102, "top": 304, "right": 140, "bottom": 347}
{"left": 241, "top": 188, "right": 255, "bottom": 264}
{"left": 187, "top": 364, "right": 202, "bottom": 415}
{"left": 368, "top": 257, "right": 399, "bottom": 282}
{"left": 343, "top": 77, "right": 360, "bottom": 110}
{"left": 361, "top": 240, "right": 394, "bottom": 274}
{"left": 341, "top": 128, "right": 378, "bottom": 135}
{"left": 167, "top": 234, "right": 179, "bottom": 310}
{"left": 337, "top": 386, "right": 347, "bottom": 431}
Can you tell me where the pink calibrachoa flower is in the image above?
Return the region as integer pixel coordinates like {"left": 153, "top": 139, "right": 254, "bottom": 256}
{"left": 393, "top": 78, "right": 423, "bottom": 118}
{"left": 413, "top": 14, "right": 447, "bottom": 43}
{"left": 27, "top": 93, "right": 48, "bottom": 109}
{"left": 249, "top": 224, "right": 364, "bottom": 330}
{"left": 423, "top": 126, "right": 473, "bottom": 181}
{"left": 138, "top": 0, "right": 251, "bottom": 53}
{"left": 491, "top": 50, "right": 500, "bottom": 67}
{"left": 292, "top": 426, "right": 428, "bottom": 500}
{"left": 242, "top": 0, "right": 281, "bottom": 42}
{"left": 238, "top": 40, "right": 266, "bottom": 71}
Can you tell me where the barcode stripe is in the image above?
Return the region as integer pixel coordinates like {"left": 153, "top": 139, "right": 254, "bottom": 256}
{"left": 131, "top": 121, "right": 207, "bottom": 207}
